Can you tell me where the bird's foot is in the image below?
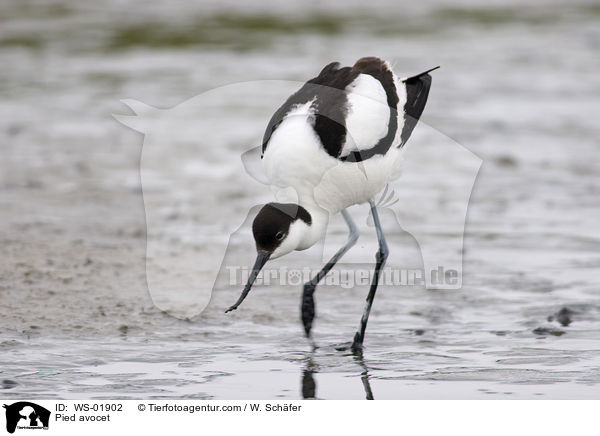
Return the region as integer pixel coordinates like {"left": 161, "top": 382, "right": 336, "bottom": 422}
{"left": 351, "top": 332, "right": 364, "bottom": 355}
{"left": 301, "top": 282, "right": 316, "bottom": 337}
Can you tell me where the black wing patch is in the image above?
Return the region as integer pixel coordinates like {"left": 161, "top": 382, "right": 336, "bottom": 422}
{"left": 340, "top": 57, "right": 399, "bottom": 163}
{"left": 261, "top": 62, "right": 358, "bottom": 158}
{"left": 399, "top": 66, "right": 439, "bottom": 147}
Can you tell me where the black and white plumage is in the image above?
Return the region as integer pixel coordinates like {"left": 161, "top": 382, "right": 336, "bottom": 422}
{"left": 261, "top": 57, "right": 437, "bottom": 162}
{"left": 227, "top": 57, "right": 437, "bottom": 352}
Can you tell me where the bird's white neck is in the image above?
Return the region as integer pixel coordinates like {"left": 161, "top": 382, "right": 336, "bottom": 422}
{"left": 296, "top": 199, "right": 330, "bottom": 251}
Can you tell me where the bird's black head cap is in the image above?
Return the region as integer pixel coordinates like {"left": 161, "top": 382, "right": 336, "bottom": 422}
{"left": 252, "top": 203, "right": 312, "bottom": 253}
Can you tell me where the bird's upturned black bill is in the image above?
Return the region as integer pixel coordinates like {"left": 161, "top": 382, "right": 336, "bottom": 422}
{"left": 225, "top": 250, "right": 270, "bottom": 313}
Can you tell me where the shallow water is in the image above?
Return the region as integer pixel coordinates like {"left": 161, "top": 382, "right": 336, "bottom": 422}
{"left": 1, "top": 0, "right": 600, "bottom": 399}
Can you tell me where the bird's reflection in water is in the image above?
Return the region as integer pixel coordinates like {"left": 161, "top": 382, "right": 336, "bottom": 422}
{"left": 355, "top": 354, "right": 374, "bottom": 400}
{"left": 301, "top": 349, "right": 374, "bottom": 400}
{"left": 302, "top": 367, "right": 317, "bottom": 399}
{"left": 301, "top": 354, "right": 318, "bottom": 399}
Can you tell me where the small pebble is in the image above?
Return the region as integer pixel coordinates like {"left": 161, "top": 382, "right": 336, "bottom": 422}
{"left": 2, "top": 380, "right": 18, "bottom": 389}
{"left": 533, "top": 327, "right": 565, "bottom": 337}
{"left": 547, "top": 307, "right": 575, "bottom": 327}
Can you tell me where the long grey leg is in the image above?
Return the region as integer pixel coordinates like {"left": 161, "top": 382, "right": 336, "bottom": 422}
{"left": 351, "top": 200, "right": 388, "bottom": 353}
{"left": 301, "top": 209, "right": 359, "bottom": 337}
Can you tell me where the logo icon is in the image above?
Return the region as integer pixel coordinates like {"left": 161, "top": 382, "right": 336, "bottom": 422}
{"left": 3, "top": 402, "right": 50, "bottom": 434}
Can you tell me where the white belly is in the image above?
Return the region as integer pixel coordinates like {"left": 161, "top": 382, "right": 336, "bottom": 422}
{"left": 313, "top": 149, "right": 403, "bottom": 213}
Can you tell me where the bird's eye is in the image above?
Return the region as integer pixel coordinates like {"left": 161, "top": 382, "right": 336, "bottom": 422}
{"left": 275, "top": 231, "right": 285, "bottom": 240}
